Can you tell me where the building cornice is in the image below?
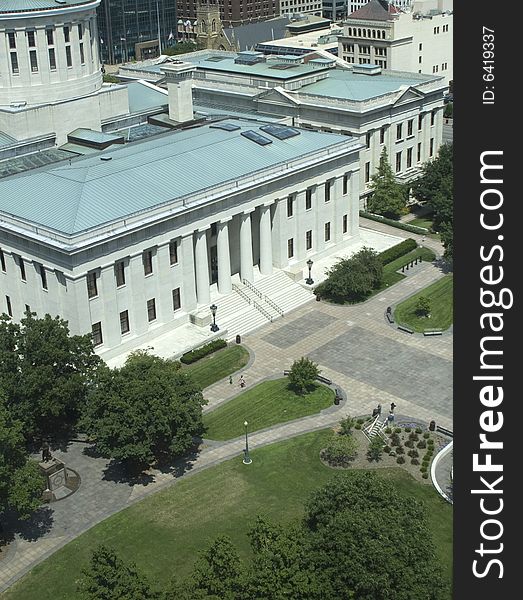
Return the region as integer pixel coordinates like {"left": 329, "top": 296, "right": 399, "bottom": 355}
{"left": 0, "top": 0, "right": 100, "bottom": 20}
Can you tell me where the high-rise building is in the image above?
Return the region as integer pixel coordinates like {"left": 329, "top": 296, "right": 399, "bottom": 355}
{"left": 177, "top": 0, "right": 280, "bottom": 28}
{"left": 97, "top": 0, "right": 177, "bottom": 64}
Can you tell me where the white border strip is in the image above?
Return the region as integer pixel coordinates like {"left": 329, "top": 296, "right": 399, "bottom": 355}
{"left": 430, "top": 440, "right": 453, "bottom": 504}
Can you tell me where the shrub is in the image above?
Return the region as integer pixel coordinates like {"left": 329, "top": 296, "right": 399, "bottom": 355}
{"left": 408, "top": 449, "right": 419, "bottom": 458}
{"left": 180, "top": 339, "right": 227, "bottom": 364}
{"left": 322, "top": 434, "right": 358, "bottom": 467}
{"left": 394, "top": 427, "right": 401, "bottom": 434}
{"left": 385, "top": 427, "right": 392, "bottom": 434}
{"left": 415, "top": 427, "right": 423, "bottom": 434}
{"left": 389, "top": 450, "right": 396, "bottom": 457}
{"left": 378, "top": 238, "right": 418, "bottom": 265}
{"left": 409, "top": 432, "right": 419, "bottom": 441}
{"left": 404, "top": 427, "right": 412, "bottom": 433}
{"left": 360, "top": 211, "right": 428, "bottom": 235}
{"left": 339, "top": 416, "right": 356, "bottom": 436}
{"left": 411, "top": 458, "right": 420, "bottom": 465}
{"left": 422, "top": 472, "right": 429, "bottom": 479}
{"left": 355, "top": 423, "right": 362, "bottom": 430}
{"left": 357, "top": 418, "right": 366, "bottom": 424}
{"left": 396, "top": 456, "right": 406, "bottom": 464}
{"left": 288, "top": 357, "right": 320, "bottom": 394}
{"left": 415, "top": 296, "right": 431, "bottom": 318}
{"left": 420, "top": 465, "right": 427, "bottom": 473}
{"left": 405, "top": 440, "right": 414, "bottom": 448}
{"left": 383, "top": 445, "right": 391, "bottom": 454}
{"left": 390, "top": 435, "right": 400, "bottom": 447}
{"left": 396, "top": 446, "right": 405, "bottom": 455}
{"left": 367, "top": 436, "right": 385, "bottom": 462}
{"left": 423, "top": 432, "right": 430, "bottom": 439}
{"left": 417, "top": 440, "right": 427, "bottom": 449}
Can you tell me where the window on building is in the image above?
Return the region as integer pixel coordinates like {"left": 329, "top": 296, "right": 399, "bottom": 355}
{"left": 8, "top": 32, "right": 16, "bottom": 49}
{"left": 120, "top": 310, "right": 130, "bottom": 334}
{"left": 27, "top": 30, "right": 36, "bottom": 47}
{"left": 287, "top": 238, "right": 294, "bottom": 259}
{"left": 305, "top": 188, "right": 313, "bottom": 209}
{"left": 63, "top": 26, "right": 70, "bottom": 43}
{"left": 87, "top": 271, "right": 98, "bottom": 298}
{"left": 417, "top": 142, "right": 422, "bottom": 162}
{"left": 78, "top": 23, "right": 83, "bottom": 39}
{"left": 365, "top": 131, "right": 371, "bottom": 148}
{"left": 25, "top": 304, "right": 31, "bottom": 314}
{"left": 419, "top": 42, "right": 423, "bottom": 51}
{"left": 418, "top": 114, "right": 423, "bottom": 130}
{"left": 407, "top": 119, "right": 413, "bottom": 137}
{"left": 115, "top": 261, "right": 125, "bottom": 287}
{"left": 407, "top": 147, "right": 413, "bottom": 168}
{"left": 343, "top": 214, "right": 348, "bottom": 234}
{"left": 29, "top": 50, "right": 38, "bottom": 72}
{"left": 396, "top": 151, "right": 402, "bottom": 173}
{"left": 143, "top": 250, "right": 153, "bottom": 276}
{"left": 147, "top": 298, "right": 157, "bottom": 322}
{"left": 324, "top": 222, "right": 331, "bottom": 242}
{"left": 172, "top": 288, "right": 181, "bottom": 311}
{"left": 169, "top": 240, "right": 178, "bottom": 265}
{"left": 5, "top": 296, "right": 12, "bottom": 317}
{"left": 419, "top": 56, "right": 422, "bottom": 64}
{"left": 66, "top": 45, "right": 72, "bottom": 67}
{"left": 396, "top": 123, "right": 403, "bottom": 141}
{"left": 430, "top": 138, "right": 434, "bottom": 157}
{"left": 18, "top": 257, "right": 26, "bottom": 281}
{"left": 92, "top": 322, "right": 103, "bottom": 346}
{"left": 431, "top": 110, "right": 436, "bottom": 126}
{"left": 46, "top": 28, "right": 54, "bottom": 45}
{"left": 39, "top": 265, "right": 48, "bottom": 290}
{"left": 343, "top": 173, "right": 349, "bottom": 195}
{"left": 80, "top": 42, "right": 85, "bottom": 64}
{"left": 48, "top": 48, "right": 56, "bottom": 70}
{"left": 287, "top": 195, "right": 294, "bottom": 217}
{"left": 325, "top": 180, "right": 332, "bottom": 202}
{"left": 0, "top": 249, "right": 5, "bottom": 272}
{"left": 365, "top": 161, "right": 370, "bottom": 183}
{"left": 306, "top": 230, "right": 313, "bottom": 250}
{"left": 380, "top": 127, "right": 385, "bottom": 144}
{"left": 10, "top": 52, "right": 19, "bottom": 74}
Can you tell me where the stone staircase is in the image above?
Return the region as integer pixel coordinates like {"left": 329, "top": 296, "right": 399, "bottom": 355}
{"left": 363, "top": 414, "right": 387, "bottom": 441}
{"left": 252, "top": 270, "right": 314, "bottom": 314}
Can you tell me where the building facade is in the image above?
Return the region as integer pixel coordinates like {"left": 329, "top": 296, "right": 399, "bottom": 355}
{"left": 97, "top": 0, "right": 177, "bottom": 64}
{"left": 177, "top": 0, "right": 280, "bottom": 27}
{"left": 322, "top": 0, "right": 348, "bottom": 22}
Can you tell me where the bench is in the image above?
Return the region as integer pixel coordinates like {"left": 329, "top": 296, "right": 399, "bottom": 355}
{"left": 424, "top": 330, "right": 442, "bottom": 337}
{"left": 437, "top": 425, "right": 454, "bottom": 438}
{"left": 316, "top": 375, "right": 333, "bottom": 385}
{"left": 397, "top": 325, "right": 414, "bottom": 334}
{"left": 283, "top": 370, "right": 290, "bottom": 376}
{"left": 386, "top": 312, "right": 395, "bottom": 324}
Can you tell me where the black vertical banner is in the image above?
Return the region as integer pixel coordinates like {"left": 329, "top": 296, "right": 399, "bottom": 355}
{"left": 454, "top": 1, "right": 517, "bottom": 598}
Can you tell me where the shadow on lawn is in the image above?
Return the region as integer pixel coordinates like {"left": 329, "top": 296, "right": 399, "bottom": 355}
{"left": 2, "top": 506, "right": 54, "bottom": 542}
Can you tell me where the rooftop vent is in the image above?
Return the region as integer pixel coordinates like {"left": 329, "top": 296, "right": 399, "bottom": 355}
{"left": 352, "top": 64, "right": 382, "bottom": 76}
{"left": 234, "top": 51, "right": 266, "bottom": 65}
{"left": 100, "top": 155, "right": 112, "bottom": 161}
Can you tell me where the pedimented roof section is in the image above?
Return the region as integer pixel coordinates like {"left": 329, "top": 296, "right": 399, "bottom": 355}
{"left": 348, "top": 0, "right": 400, "bottom": 21}
{"left": 258, "top": 86, "right": 302, "bottom": 106}
{"left": 392, "top": 86, "right": 425, "bottom": 106}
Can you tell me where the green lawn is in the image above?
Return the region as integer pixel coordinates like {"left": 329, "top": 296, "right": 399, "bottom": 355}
{"left": 408, "top": 217, "right": 433, "bottom": 230}
{"left": 203, "top": 378, "right": 334, "bottom": 440}
{"left": 394, "top": 275, "right": 453, "bottom": 332}
{"left": 2, "top": 431, "right": 452, "bottom": 600}
{"left": 182, "top": 345, "right": 250, "bottom": 390}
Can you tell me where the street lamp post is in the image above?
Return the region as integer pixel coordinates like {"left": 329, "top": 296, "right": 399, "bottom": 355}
{"left": 243, "top": 420, "right": 252, "bottom": 464}
{"left": 210, "top": 304, "right": 219, "bottom": 332}
{"left": 305, "top": 259, "right": 314, "bottom": 285}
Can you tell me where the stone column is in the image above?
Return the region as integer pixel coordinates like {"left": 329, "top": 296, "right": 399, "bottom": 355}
{"left": 181, "top": 232, "right": 197, "bottom": 311}
{"left": 217, "top": 217, "right": 232, "bottom": 294}
{"left": 259, "top": 203, "right": 273, "bottom": 276}
{"left": 194, "top": 228, "right": 210, "bottom": 305}
{"left": 333, "top": 176, "right": 344, "bottom": 245}
{"left": 240, "top": 209, "right": 254, "bottom": 282}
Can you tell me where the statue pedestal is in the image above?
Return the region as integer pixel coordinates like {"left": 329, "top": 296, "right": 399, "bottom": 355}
{"left": 39, "top": 458, "right": 80, "bottom": 502}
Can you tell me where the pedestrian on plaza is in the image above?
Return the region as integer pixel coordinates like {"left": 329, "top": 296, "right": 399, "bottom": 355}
{"left": 229, "top": 375, "right": 233, "bottom": 385}
{"left": 390, "top": 402, "right": 397, "bottom": 413}
{"left": 239, "top": 375, "right": 246, "bottom": 388}
{"left": 387, "top": 411, "right": 395, "bottom": 425}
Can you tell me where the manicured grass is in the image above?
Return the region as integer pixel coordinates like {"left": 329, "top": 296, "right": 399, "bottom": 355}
{"left": 394, "top": 275, "right": 453, "bottom": 332}
{"left": 3, "top": 431, "right": 452, "bottom": 600}
{"left": 408, "top": 217, "right": 433, "bottom": 230}
{"left": 203, "top": 378, "right": 334, "bottom": 440}
{"left": 182, "top": 345, "right": 250, "bottom": 390}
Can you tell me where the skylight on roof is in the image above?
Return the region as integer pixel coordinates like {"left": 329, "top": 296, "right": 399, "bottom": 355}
{"left": 241, "top": 130, "right": 273, "bottom": 146}
{"left": 269, "top": 63, "right": 298, "bottom": 70}
{"left": 206, "top": 56, "right": 227, "bottom": 62}
{"left": 260, "top": 124, "right": 300, "bottom": 140}
{"left": 209, "top": 122, "right": 241, "bottom": 131}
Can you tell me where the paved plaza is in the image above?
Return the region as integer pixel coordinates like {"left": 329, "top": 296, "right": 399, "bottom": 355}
{"left": 0, "top": 225, "right": 453, "bottom": 593}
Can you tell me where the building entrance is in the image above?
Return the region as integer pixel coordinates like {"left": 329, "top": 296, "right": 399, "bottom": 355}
{"left": 210, "top": 245, "right": 218, "bottom": 284}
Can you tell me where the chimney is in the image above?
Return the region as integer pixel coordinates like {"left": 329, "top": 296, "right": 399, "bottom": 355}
{"left": 160, "top": 60, "right": 196, "bottom": 124}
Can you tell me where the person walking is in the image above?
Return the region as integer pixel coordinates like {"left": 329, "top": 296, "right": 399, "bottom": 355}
{"left": 239, "top": 375, "right": 246, "bottom": 389}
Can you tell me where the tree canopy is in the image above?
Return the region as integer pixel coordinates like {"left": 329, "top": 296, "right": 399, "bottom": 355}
{"left": 81, "top": 351, "right": 206, "bottom": 467}
{"left": 287, "top": 357, "right": 320, "bottom": 395}
{"left": 367, "top": 147, "right": 408, "bottom": 219}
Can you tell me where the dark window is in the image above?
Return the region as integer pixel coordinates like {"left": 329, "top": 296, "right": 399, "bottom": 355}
{"left": 29, "top": 50, "right": 38, "bottom": 72}
{"left": 343, "top": 215, "right": 348, "bottom": 234}
{"left": 78, "top": 23, "right": 83, "bottom": 39}
{"left": 365, "top": 131, "right": 371, "bottom": 148}
{"left": 287, "top": 238, "right": 294, "bottom": 258}
{"left": 430, "top": 138, "right": 434, "bottom": 157}
{"left": 325, "top": 181, "right": 331, "bottom": 202}
{"left": 287, "top": 195, "right": 294, "bottom": 217}
{"left": 305, "top": 188, "right": 313, "bottom": 210}
{"left": 120, "top": 310, "right": 130, "bottom": 334}
{"left": 169, "top": 240, "right": 178, "bottom": 265}
{"left": 147, "top": 298, "right": 156, "bottom": 322}
{"left": 63, "top": 26, "right": 70, "bottom": 43}
{"left": 380, "top": 127, "right": 385, "bottom": 144}
{"left": 80, "top": 42, "right": 85, "bottom": 64}
{"left": 365, "top": 162, "right": 370, "bottom": 183}
{"left": 87, "top": 272, "right": 98, "bottom": 298}
{"left": 115, "top": 261, "right": 125, "bottom": 287}
{"left": 431, "top": 111, "right": 436, "bottom": 126}
{"left": 25, "top": 304, "right": 30, "bottom": 314}
{"left": 8, "top": 32, "right": 16, "bottom": 49}
{"left": 407, "top": 147, "right": 413, "bottom": 168}
{"left": 324, "top": 222, "right": 331, "bottom": 242}
{"left": 396, "top": 123, "right": 403, "bottom": 141}
{"left": 46, "top": 28, "right": 54, "bottom": 45}
{"left": 39, "top": 265, "right": 48, "bottom": 290}
{"left": 306, "top": 230, "right": 313, "bottom": 250}
{"left": 211, "top": 223, "right": 217, "bottom": 237}
{"left": 27, "top": 31, "right": 36, "bottom": 47}
{"left": 91, "top": 322, "right": 103, "bottom": 346}
{"left": 172, "top": 288, "right": 181, "bottom": 311}
{"left": 10, "top": 52, "right": 19, "bottom": 74}
{"left": 0, "top": 249, "right": 5, "bottom": 272}
{"left": 396, "top": 151, "right": 402, "bottom": 173}
{"left": 343, "top": 173, "right": 349, "bottom": 195}
{"left": 143, "top": 250, "right": 153, "bottom": 276}
{"left": 18, "top": 257, "right": 26, "bottom": 281}
{"left": 66, "top": 45, "right": 72, "bottom": 67}
{"left": 417, "top": 142, "right": 422, "bottom": 162}
{"left": 407, "top": 119, "right": 413, "bottom": 137}
{"left": 418, "top": 114, "right": 423, "bottom": 130}
{"left": 6, "top": 296, "right": 12, "bottom": 317}
{"left": 48, "top": 48, "right": 56, "bottom": 70}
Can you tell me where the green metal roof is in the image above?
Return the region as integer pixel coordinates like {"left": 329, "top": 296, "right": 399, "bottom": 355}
{"left": 0, "top": 1, "right": 96, "bottom": 13}
{"left": 126, "top": 81, "right": 168, "bottom": 113}
{"left": 0, "top": 120, "right": 357, "bottom": 236}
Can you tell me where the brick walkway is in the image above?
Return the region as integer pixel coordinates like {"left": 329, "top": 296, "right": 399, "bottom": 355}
{"left": 0, "top": 226, "right": 452, "bottom": 593}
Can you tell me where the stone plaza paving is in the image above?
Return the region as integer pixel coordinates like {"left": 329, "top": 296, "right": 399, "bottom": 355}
{"left": 0, "top": 228, "right": 453, "bottom": 593}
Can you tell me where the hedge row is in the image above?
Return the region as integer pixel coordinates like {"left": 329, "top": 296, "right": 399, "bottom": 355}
{"left": 180, "top": 338, "right": 227, "bottom": 364}
{"left": 360, "top": 211, "right": 429, "bottom": 234}
{"left": 379, "top": 238, "right": 418, "bottom": 266}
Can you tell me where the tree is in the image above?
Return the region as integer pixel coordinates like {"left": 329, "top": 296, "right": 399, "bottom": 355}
{"left": 338, "top": 415, "right": 355, "bottom": 436}
{"left": 321, "top": 433, "right": 358, "bottom": 467}
{"left": 367, "top": 147, "right": 407, "bottom": 219}
{"left": 287, "top": 357, "right": 320, "bottom": 395}
{"left": 316, "top": 247, "right": 383, "bottom": 303}
{"left": 439, "top": 221, "right": 453, "bottom": 264}
{"left": 367, "top": 435, "right": 385, "bottom": 462}
{"left": 415, "top": 296, "right": 431, "bottom": 317}
{"left": 81, "top": 351, "right": 206, "bottom": 468}
{"left": 0, "top": 313, "right": 102, "bottom": 439}
{"left": 0, "top": 396, "right": 44, "bottom": 520}
{"left": 77, "top": 545, "right": 158, "bottom": 600}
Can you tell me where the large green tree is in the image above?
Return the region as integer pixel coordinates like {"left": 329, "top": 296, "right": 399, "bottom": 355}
{"left": 0, "top": 396, "right": 44, "bottom": 520}
{"left": 287, "top": 357, "right": 320, "bottom": 395}
{"left": 0, "top": 313, "right": 101, "bottom": 439}
{"left": 77, "top": 545, "right": 158, "bottom": 600}
{"left": 367, "top": 147, "right": 407, "bottom": 219}
{"left": 81, "top": 351, "right": 206, "bottom": 467}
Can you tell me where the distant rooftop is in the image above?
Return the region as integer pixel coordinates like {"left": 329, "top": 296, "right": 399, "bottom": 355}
{"left": 0, "top": 120, "right": 358, "bottom": 236}
{"left": 0, "top": 0, "right": 96, "bottom": 14}
{"left": 223, "top": 16, "right": 292, "bottom": 52}
{"left": 348, "top": 0, "right": 401, "bottom": 21}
